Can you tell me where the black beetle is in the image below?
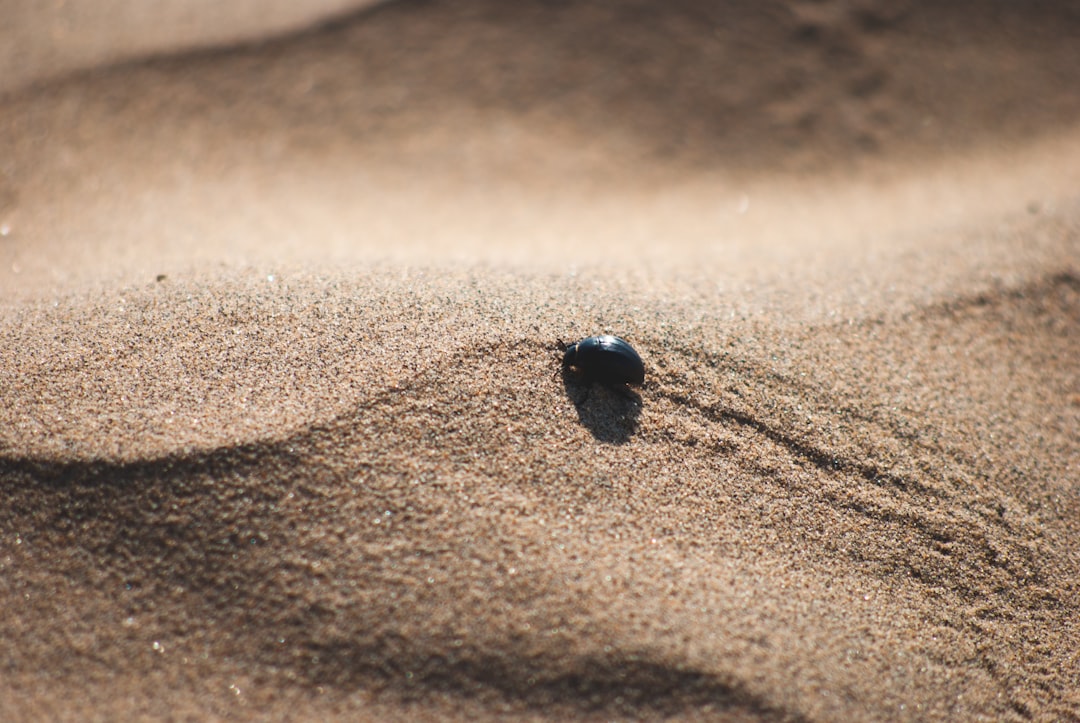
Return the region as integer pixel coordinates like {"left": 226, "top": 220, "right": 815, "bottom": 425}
{"left": 561, "top": 335, "right": 645, "bottom": 389}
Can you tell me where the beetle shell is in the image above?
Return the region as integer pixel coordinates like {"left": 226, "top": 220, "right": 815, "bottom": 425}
{"left": 562, "top": 335, "right": 645, "bottom": 387}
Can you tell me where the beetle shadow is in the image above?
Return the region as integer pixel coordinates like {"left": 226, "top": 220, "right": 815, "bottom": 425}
{"left": 561, "top": 371, "right": 642, "bottom": 444}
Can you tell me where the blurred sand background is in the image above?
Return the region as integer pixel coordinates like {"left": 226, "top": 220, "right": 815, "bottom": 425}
{"left": 1, "top": 0, "right": 1078, "bottom": 719}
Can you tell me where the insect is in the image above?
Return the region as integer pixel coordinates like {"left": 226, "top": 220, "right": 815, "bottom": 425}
{"left": 560, "top": 335, "right": 645, "bottom": 392}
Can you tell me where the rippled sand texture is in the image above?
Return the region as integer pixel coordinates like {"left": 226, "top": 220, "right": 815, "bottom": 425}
{"left": 1, "top": 1, "right": 1079, "bottom": 720}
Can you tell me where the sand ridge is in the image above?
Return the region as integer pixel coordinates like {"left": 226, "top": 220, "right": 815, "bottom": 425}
{"left": 1, "top": 0, "right": 1079, "bottom": 720}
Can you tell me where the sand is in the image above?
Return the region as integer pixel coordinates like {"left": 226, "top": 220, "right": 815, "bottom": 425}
{"left": 1, "top": 0, "right": 1079, "bottom": 720}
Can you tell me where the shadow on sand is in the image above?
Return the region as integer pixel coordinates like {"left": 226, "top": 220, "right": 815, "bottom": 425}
{"left": 561, "top": 370, "right": 642, "bottom": 444}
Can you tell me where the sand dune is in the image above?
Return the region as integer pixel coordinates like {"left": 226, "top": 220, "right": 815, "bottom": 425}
{"left": 1, "top": 1, "right": 1078, "bottom": 720}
